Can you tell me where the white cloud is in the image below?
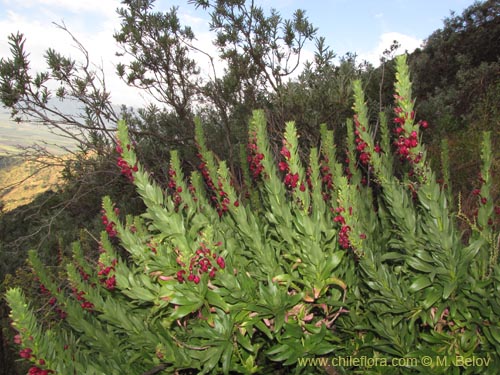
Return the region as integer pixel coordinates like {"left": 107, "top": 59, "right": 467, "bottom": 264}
{"left": 31, "top": 0, "right": 119, "bottom": 19}
{"left": 0, "top": 1, "right": 146, "bottom": 108}
{"left": 359, "top": 32, "right": 423, "bottom": 66}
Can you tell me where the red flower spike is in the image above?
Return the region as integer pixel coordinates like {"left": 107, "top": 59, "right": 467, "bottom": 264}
{"left": 338, "top": 225, "right": 351, "bottom": 249}
{"left": 216, "top": 256, "right": 226, "bottom": 269}
{"left": 284, "top": 173, "right": 299, "bottom": 189}
{"left": 333, "top": 215, "right": 345, "bottom": 225}
{"left": 105, "top": 276, "right": 116, "bottom": 290}
{"left": 176, "top": 270, "right": 186, "bottom": 283}
{"left": 280, "top": 145, "right": 291, "bottom": 160}
{"left": 278, "top": 161, "right": 289, "bottom": 172}
{"left": 19, "top": 348, "right": 33, "bottom": 359}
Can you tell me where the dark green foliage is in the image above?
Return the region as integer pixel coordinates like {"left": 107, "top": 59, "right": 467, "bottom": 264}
{"left": 5, "top": 56, "right": 500, "bottom": 374}
{"left": 276, "top": 41, "right": 364, "bottom": 152}
{"left": 115, "top": 0, "right": 317, "bottom": 169}
{"left": 1, "top": 1, "right": 500, "bottom": 374}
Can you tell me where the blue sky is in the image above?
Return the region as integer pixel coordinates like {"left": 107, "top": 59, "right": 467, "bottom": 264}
{"left": 0, "top": 0, "right": 476, "bottom": 107}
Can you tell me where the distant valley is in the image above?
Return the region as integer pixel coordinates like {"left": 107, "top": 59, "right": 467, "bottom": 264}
{"left": 0, "top": 111, "right": 73, "bottom": 210}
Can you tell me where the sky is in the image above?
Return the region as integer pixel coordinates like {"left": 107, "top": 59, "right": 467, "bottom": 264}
{"left": 0, "top": 0, "right": 477, "bottom": 109}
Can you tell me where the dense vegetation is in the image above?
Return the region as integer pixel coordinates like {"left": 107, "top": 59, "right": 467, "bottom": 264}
{"left": 0, "top": 0, "right": 498, "bottom": 374}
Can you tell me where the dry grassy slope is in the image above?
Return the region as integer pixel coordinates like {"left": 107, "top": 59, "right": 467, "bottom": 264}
{"left": 0, "top": 115, "right": 78, "bottom": 210}
{"left": 0, "top": 158, "right": 64, "bottom": 211}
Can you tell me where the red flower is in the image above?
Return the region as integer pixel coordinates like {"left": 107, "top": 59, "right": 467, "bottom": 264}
{"left": 115, "top": 143, "right": 123, "bottom": 154}
{"left": 278, "top": 161, "right": 289, "bottom": 172}
{"left": 28, "top": 367, "right": 54, "bottom": 375}
{"left": 209, "top": 268, "right": 217, "bottom": 279}
{"left": 176, "top": 270, "right": 186, "bottom": 283}
{"left": 19, "top": 348, "right": 32, "bottom": 359}
{"left": 81, "top": 301, "right": 94, "bottom": 310}
{"left": 356, "top": 141, "right": 367, "bottom": 152}
{"left": 13, "top": 334, "right": 22, "bottom": 345}
{"left": 333, "top": 215, "right": 345, "bottom": 224}
{"left": 338, "top": 225, "right": 351, "bottom": 249}
{"left": 284, "top": 173, "right": 299, "bottom": 189}
{"left": 280, "top": 145, "right": 291, "bottom": 160}
{"left": 216, "top": 256, "right": 226, "bottom": 269}
{"left": 105, "top": 275, "right": 116, "bottom": 290}
{"left": 359, "top": 152, "right": 370, "bottom": 165}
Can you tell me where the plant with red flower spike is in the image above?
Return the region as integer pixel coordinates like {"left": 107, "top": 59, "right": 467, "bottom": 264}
{"left": 247, "top": 136, "right": 265, "bottom": 180}
{"left": 280, "top": 142, "right": 291, "bottom": 160}
{"left": 6, "top": 57, "right": 500, "bottom": 375}
{"left": 194, "top": 119, "right": 234, "bottom": 216}
{"left": 338, "top": 225, "right": 351, "bottom": 249}
{"left": 20, "top": 347, "right": 33, "bottom": 359}
{"left": 280, "top": 121, "right": 310, "bottom": 212}
{"left": 101, "top": 209, "right": 117, "bottom": 237}
{"left": 14, "top": 334, "right": 22, "bottom": 345}
{"left": 278, "top": 161, "right": 289, "bottom": 172}
{"left": 116, "top": 140, "right": 138, "bottom": 181}
{"left": 28, "top": 367, "right": 54, "bottom": 375}
{"left": 176, "top": 242, "right": 225, "bottom": 285}
{"left": 284, "top": 172, "right": 299, "bottom": 189}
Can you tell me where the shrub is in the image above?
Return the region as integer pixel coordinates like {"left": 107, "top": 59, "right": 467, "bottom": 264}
{"left": 5, "top": 55, "right": 500, "bottom": 374}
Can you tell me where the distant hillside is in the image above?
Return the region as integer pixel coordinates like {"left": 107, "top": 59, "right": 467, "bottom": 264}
{"left": 0, "top": 156, "right": 64, "bottom": 211}
{"left": 0, "top": 114, "right": 77, "bottom": 156}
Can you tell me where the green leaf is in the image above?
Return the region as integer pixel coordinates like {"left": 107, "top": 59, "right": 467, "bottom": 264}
{"left": 442, "top": 280, "right": 456, "bottom": 299}
{"left": 169, "top": 302, "right": 203, "bottom": 321}
{"left": 206, "top": 290, "right": 230, "bottom": 312}
{"left": 422, "top": 287, "right": 442, "bottom": 309}
{"left": 406, "top": 256, "right": 435, "bottom": 273}
{"left": 236, "top": 330, "right": 254, "bottom": 353}
{"left": 409, "top": 276, "right": 432, "bottom": 292}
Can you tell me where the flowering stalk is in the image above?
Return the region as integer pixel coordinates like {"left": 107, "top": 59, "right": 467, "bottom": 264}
{"left": 239, "top": 143, "right": 261, "bottom": 209}
{"left": 7, "top": 289, "right": 57, "bottom": 375}
{"left": 281, "top": 121, "right": 309, "bottom": 210}
{"left": 195, "top": 118, "right": 230, "bottom": 217}
{"left": 392, "top": 55, "right": 431, "bottom": 183}
{"left": 319, "top": 124, "right": 343, "bottom": 206}
{"left": 116, "top": 120, "right": 138, "bottom": 181}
